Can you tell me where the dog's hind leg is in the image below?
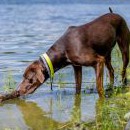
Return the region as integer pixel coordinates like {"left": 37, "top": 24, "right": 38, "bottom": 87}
{"left": 73, "top": 65, "right": 82, "bottom": 94}
{"left": 105, "top": 54, "right": 114, "bottom": 86}
{"left": 117, "top": 36, "right": 129, "bottom": 85}
{"left": 94, "top": 56, "right": 105, "bottom": 98}
{"left": 117, "top": 19, "right": 130, "bottom": 85}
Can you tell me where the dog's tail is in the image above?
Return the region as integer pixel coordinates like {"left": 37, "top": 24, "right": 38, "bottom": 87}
{"left": 109, "top": 7, "right": 113, "bottom": 13}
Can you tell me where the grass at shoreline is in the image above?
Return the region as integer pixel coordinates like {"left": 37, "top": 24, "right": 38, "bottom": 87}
{"left": 62, "top": 87, "right": 130, "bottom": 130}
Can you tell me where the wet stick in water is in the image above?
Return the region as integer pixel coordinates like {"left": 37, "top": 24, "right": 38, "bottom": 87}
{"left": 0, "top": 90, "right": 20, "bottom": 103}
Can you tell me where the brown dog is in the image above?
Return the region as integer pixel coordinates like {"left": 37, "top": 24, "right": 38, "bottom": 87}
{"left": 0, "top": 10, "right": 130, "bottom": 102}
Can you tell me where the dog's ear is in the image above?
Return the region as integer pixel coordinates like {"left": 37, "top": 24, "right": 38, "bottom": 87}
{"left": 36, "top": 69, "right": 45, "bottom": 83}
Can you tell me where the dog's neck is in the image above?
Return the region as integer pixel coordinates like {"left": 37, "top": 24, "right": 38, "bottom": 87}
{"left": 40, "top": 42, "right": 69, "bottom": 78}
{"left": 46, "top": 51, "right": 69, "bottom": 72}
{"left": 46, "top": 43, "right": 69, "bottom": 72}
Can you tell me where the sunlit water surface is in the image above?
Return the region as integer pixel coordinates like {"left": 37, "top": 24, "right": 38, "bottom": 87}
{"left": 0, "top": 2, "right": 130, "bottom": 129}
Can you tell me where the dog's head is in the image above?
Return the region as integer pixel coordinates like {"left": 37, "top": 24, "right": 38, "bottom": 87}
{"left": 17, "top": 60, "right": 47, "bottom": 95}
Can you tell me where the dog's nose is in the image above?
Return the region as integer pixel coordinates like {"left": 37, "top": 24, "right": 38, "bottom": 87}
{"left": 13, "top": 90, "right": 20, "bottom": 97}
{"left": 18, "top": 89, "right": 27, "bottom": 96}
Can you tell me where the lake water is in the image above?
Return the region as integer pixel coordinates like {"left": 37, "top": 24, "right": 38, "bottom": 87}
{"left": 0, "top": 1, "right": 130, "bottom": 129}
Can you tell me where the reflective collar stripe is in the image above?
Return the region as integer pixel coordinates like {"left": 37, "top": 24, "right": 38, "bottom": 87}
{"left": 40, "top": 53, "right": 54, "bottom": 81}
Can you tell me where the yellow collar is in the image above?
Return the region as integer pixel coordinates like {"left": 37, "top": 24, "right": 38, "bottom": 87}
{"left": 40, "top": 53, "right": 54, "bottom": 88}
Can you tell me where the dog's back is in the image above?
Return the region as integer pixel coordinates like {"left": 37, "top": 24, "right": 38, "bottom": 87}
{"left": 63, "top": 13, "right": 129, "bottom": 56}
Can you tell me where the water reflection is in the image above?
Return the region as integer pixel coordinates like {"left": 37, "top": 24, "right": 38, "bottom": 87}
{"left": 0, "top": 92, "right": 97, "bottom": 130}
{"left": 0, "top": 99, "right": 63, "bottom": 130}
{"left": 71, "top": 95, "right": 81, "bottom": 123}
{"left": 18, "top": 100, "right": 62, "bottom": 130}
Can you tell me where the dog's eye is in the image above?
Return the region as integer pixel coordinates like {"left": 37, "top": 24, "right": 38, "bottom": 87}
{"left": 30, "top": 79, "right": 33, "bottom": 84}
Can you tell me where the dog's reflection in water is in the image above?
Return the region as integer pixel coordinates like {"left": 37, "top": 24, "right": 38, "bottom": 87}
{"left": 0, "top": 93, "right": 96, "bottom": 130}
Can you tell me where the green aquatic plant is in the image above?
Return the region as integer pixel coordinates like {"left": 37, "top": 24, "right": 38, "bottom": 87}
{"left": 84, "top": 91, "right": 130, "bottom": 130}
{"left": 57, "top": 72, "right": 66, "bottom": 88}
{"left": 60, "top": 88, "right": 130, "bottom": 130}
{"left": 45, "top": 72, "right": 66, "bottom": 89}
{"left": 2, "top": 72, "right": 16, "bottom": 93}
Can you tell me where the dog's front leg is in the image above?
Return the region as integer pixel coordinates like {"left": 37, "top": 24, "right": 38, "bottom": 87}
{"left": 94, "top": 56, "right": 105, "bottom": 98}
{"left": 73, "top": 65, "right": 82, "bottom": 94}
